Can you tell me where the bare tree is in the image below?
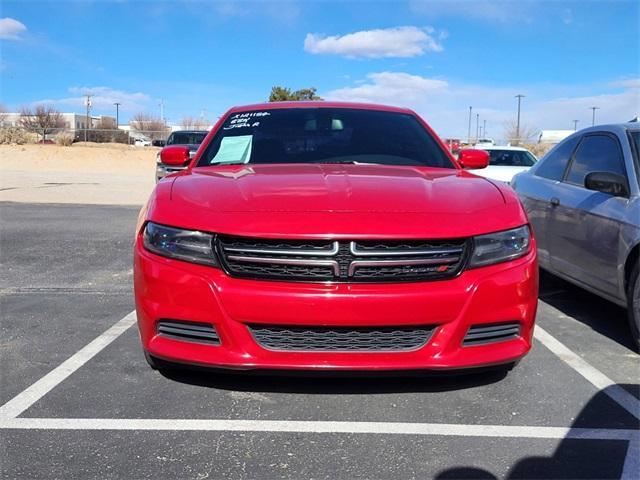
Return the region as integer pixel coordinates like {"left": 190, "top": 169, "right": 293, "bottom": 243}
{"left": 19, "top": 105, "right": 65, "bottom": 142}
{"left": 130, "top": 113, "right": 166, "bottom": 140}
{"left": 0, "top": 103, "right": 7, "bottom": 126}
{"left": 503, "top": 119, "right": 538, "bottom": 145}
{"left": 180, "top": 116, "right": 209, "bottom": 130}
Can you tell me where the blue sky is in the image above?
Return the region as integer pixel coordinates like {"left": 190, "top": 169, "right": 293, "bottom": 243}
{"left": 1, "top": 0, "right": 638, "bottom": 139}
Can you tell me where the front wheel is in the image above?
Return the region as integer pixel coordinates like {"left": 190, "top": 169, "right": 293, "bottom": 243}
{"left": 627, "top": 264, "right": 640, "bottom": 352}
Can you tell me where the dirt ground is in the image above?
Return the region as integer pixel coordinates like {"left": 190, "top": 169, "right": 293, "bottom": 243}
{"left": 0, "top": 143, "right": 158, "bottom": 205}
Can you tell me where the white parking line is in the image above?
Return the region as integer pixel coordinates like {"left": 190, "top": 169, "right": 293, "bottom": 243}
{"left": 534, "top": 325, "right": 640, "bottom": 421}
{"left": 0, "top": 417, "right": 637, "bottom": 442}
{"left": 0, "top": 311, "right": 136, "bottom": 419}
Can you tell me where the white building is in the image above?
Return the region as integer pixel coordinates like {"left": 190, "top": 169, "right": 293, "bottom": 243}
{"left": 0, "top": 112, "right": 117, "bottom": 132}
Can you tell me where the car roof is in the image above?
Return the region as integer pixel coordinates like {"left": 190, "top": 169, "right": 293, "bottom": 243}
{"left": 228, "top": 101, "right": 415, "bottom": 115}
{"left": 578, "top": 123, "right": 640, "bottom": 135}
{"left": 171, "top": 130, "right": 208, "bottom": 134}
{"left": 477, "top": 145, "right": 531, "bottom": 152}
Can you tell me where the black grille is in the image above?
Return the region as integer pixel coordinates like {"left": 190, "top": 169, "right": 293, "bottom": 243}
{"left": 463, "top": 323, "right": 520, "bottom": 346}
{"left": 157, "top": 320, "right": 220, "bottom": 345}
{"left": 249, "top": 325, "right": 436, "bottom": 352}
{"left": 217, "top": 236, "right": 469, "bottom": 283}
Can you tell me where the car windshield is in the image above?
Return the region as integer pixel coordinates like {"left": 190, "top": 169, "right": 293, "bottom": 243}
{"left": 197, "top": 108, "right": 454, "bottom": 168}
{"left": 168, "top": 132, "right": 207, "bottom": 145}
{"left": 487, "top": 150, "right": 536, "bottom": 167}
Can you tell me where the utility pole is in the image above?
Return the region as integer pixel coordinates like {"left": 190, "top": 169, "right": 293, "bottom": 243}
{"left": 590, "top": 106, "right": 600, "bottom": 126}
{"left": 483, "top": 119, "right": 487, "bottom": 139}
{"left": 476, "top": 113, "right": 480, "bottom": 143}
{"left": 84, "top": 95, "right": 92, "bottom": 142}
{"left": 114, "top": 102, "right": 121, "bottom": 129}
{"left": 572, "top": 119, "right": 579, "bottom": 131}
{"left": 515, "top": 94, "right": 525, "bottom": 145}
{"left": 467, "top": 106, "right": 472, "bottom": 144}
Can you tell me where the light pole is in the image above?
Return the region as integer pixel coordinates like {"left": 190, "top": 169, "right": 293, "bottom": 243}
{"left": 476, "top": 113, "right": 480, "bottom": 143}
{"left": 467, "top": 106, "right": 472, "bottom": 144}
{"left": 114, "top": 102, "right": 121, "bottom": 129}
{"left": 483, "top": 119, "right": 487, "bottom": 139}
{"left": 84, "top": 95, "right": 92, "bottom": 142}
{"left": 515, "top": 94, "right": 525, "bottom": 145}
{"left": 590, "top": 106, "right": 599, "bottom": 126}
{"left": 572, "top": 119, "right": 579, "bottom": 131}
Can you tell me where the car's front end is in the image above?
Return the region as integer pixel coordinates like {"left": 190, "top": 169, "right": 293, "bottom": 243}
{"left": 134, "top": 103, "right": 538, "bottom": 373}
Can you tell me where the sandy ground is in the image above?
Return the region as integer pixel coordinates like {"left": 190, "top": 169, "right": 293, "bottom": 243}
{"left": 0, "top": 143, "right": 158, "bottom": 205}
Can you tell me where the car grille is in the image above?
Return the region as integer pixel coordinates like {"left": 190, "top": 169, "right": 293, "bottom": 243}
{"left": 217, "top": 236, "right": 469, "bottom": 283}
{"left": 249, "top": 325, "right": 436, "bottom": 352}
{"left": 157, "top": 320, "right": 220, "bottom": 345}
{"left": 463, "top": 323, "right": 520, "bottom": 346}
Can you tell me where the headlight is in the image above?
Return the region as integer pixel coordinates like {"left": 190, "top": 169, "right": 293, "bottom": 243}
{"left": 142, "top": 222, "right": 219, "bottom": 267}
{"left": 469, "top": 225, "right": 531, "bottom": 268}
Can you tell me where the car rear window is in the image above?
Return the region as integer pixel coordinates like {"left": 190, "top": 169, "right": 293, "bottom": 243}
{"left": 197, "top": 108, "right": 454, "bottom": 169}
{"left": 168, "top": 132, "right": 207, "bottom": 145}
{"left": 487, "top": 150, "right": 536, "bottom": 167}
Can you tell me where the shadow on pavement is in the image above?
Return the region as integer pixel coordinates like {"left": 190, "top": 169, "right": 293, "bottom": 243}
{"left": 434, "top": 385, "right": 639, "bottom": 479}
{"left": 160, "top": 366, "right": 510, "bottom": 394}
{"left": 539, "top": 269, "right": 635, "bottom": 352}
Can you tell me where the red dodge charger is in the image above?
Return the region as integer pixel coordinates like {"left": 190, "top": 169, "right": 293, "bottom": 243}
{"left": 134, "top": 102, "right": 538, "bottom": 373}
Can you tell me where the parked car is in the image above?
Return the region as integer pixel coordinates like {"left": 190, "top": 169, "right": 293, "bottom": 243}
{"left": 472, "top": 146, "right": 537, "bottom": 184}
{"left": 155, "top": 130, "right": 208, "bottom": 182}
{"left": 512, "top": 123, "right": 640, "bottom": 349}
{"left": 134, "top": 102, "right": 538, "bottom": 373}
{"left": 475, "top": 138, "right": 495, "bottom": 147}
{"left": 132, "top": 135, "right": 152, "bottom": 147}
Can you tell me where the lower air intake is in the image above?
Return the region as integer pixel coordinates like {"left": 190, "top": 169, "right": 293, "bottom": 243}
{"left": 157, "top": 320, "right": 220, "bottom": 345}
{"left": 249, "top": 325, "right": 435, "bottom": 352}
{"left": 463, "top": 323, "right": 520, "bottom": 346}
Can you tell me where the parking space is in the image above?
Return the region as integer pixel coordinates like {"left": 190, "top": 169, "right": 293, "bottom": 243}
{"left": 1, "top": 201, "right": 639, "bottom": 479}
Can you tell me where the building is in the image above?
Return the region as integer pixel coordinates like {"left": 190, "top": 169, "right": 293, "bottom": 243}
{"left": 0, "top": 112, "right": 117, "bottom": 133}
{"left": 538, "top": 130, "right": 574, "bottom": 145}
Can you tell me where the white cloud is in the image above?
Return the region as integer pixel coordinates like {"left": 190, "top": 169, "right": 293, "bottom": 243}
{"left": 35, "top": 86, "right": 152, "bottom": 114}
{"left": 326, "top": 71, "right": 448, "bottom": 105}
{"left": 0, "top": 17, "right": 27, "bottom": 41}
{"left": 304, "top": 26, "right": 444, "bottom": 59}
{"left": 610, "top": 78, "right": 640, "bottom": 89}
{"left": 324, "top": 73, "right": 640, "bottom": 140}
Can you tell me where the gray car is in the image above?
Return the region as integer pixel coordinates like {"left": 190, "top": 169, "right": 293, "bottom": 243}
{"left": 512, "top": 123, "right": 640, "bottom": 349}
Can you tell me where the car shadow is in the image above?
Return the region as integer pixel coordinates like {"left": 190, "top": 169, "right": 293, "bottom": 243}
{"left": 434, "top": 384, "right": 639, "bottom": 479}
{"left": 538, "top": 269, "right": 635, "bottom": 352}
{"left": 159, "top": 365, "right": 510, "bottom": 394}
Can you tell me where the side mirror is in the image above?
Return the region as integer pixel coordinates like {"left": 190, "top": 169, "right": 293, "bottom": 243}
{"left": 458, "top": 149, "right": 490, "bottom": 170}
{"left": 160, "top": 146, "right": 191, "bottom": 166}
{"left": 584, "top": 172, "right": 629, "bottom": 197}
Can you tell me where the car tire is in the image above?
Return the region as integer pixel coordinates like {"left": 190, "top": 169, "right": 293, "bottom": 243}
{"left": 627, "top": 264, "right": 640, "bottom": 352}
{"left": 143, "top": 350, "right": 159, "bottom": 370}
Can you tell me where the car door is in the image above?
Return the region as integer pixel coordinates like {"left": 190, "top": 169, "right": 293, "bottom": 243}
{"left": 548, "top": 133, "right": 628, "bottom": 299}
{"left": 515, "top": 135, "right": 580, "bottom": 268}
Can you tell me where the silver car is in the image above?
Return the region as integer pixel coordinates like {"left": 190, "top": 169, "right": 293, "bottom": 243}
{"left": 512, "top": 123, "right": 640, "bottom": 349}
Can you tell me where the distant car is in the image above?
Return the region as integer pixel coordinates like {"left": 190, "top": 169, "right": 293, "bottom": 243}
{"left": 475, "top": 138, "right": 495, "bottom": 147}
{"left": 472, "top": 146, "right": 537, "bottom": 184}
{"left": 512, "top": 123, "right": 640, "bottom": 349}
{"left": 133, "top": 136, "right": 152, "bottom": 147}
{"left": 156, "top": 130, "right": 208, "bottom": 182}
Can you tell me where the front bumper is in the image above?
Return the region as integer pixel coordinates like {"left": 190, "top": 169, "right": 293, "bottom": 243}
{"left": 134, "top": 237, "right": 538, "bottom": 371}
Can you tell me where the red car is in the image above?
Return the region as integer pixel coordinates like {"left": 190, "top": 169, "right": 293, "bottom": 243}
{"left": 134, "top": 102, "right": 537, "bottom": 374}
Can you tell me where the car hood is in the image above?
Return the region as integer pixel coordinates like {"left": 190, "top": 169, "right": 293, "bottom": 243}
{"left": 149, "top": 164, "right": 527, "bottom": 238}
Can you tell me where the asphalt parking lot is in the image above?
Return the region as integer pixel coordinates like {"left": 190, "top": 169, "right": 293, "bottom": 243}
{"left": 1, "top": 201, "right": 639, "bottom": 479}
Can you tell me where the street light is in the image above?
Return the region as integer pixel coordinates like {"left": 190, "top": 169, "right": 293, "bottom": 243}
{"left": 467, "top": 106, "right": 472, "bottom": 144}
{"left": 515, "top": 94, "right": 525, "bottom": 144}
{"left": 590, "top": 106, "right": 600, "bottom": 126}
{"left": 114, "top": 102, "right": 121, "bottom": 129}
{"left": 572, "top": 119, "right": 579, "bottom": 131}
{"left": 476, "top": 113, "right": 480, "bottom": 143}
